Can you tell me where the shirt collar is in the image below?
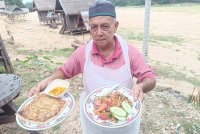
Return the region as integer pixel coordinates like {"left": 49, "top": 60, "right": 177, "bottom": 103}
{"left": 91, "top": 36, "right": 122, "bottom": 59}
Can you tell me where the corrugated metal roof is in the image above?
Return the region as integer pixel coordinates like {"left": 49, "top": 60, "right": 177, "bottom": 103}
{"left": 59, "top": 0, "right": 94, "bottom": 15}
{"left": 21, "top": 8, "right": 30, "bottom": 13}
{"left": 33, "top": 0, "right": 56, "bottom": 11}
{"left": 0, "top": 1, "right": 6, "bottom": 9}
{"left": 3, "top": 6, "right": 24, "bottom": 15}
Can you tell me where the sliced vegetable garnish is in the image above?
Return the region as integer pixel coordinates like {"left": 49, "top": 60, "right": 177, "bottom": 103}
{"left": 110, "top": 107, "right": 127, "bottom": 117}
{"left": 122, "top": 101, "right": 132, "bottom": 114}
{"left": 112, "top": 113, "right": 126, "bottom": 121}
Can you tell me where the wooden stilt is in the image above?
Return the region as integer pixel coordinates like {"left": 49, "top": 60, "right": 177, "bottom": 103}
{"left": 0, "top": 35, "right": 14, "bottom": 73}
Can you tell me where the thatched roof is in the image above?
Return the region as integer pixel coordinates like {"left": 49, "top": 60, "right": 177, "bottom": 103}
{"left": 80, "top": 11, "right": 89, "bottom": 30}
{"left": 0, "top": 1, "right": 6, "bottom": 9}
{"left": 33, "top": 0, "right": 56, "bottom": 11}
{"left": 59, "top": 0, "right": 94, "bottom": 15}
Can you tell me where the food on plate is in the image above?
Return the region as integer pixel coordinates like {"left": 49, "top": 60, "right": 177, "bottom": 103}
{"left": 122, "top": 101, "right": 132, "bottom": 114}
{"left": 112, "top": 113, "right": 126, "bottom": 121}
{"left": 110, "top": 107, "right": 127, "bottom": 121}
{"left": 110, "top": 107, "right": 127, "bottom": 117}
{"left": 16, "top": 93, "right": 66, "bottom": 123}
{"left": 93, "top": 91, "right": 133, "bottom": 122}
{"left": 48, "top": 86, "right": 66, "bottom": 97}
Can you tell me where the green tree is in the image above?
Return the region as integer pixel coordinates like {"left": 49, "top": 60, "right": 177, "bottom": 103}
{"left": 5, "top": 0, "right": 25, "bottom": 8}
{"left": 25, "top": 2, "right": 33, "bottom": 11}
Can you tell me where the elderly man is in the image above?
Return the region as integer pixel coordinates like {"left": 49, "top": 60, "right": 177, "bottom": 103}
{"left": 28, "top": 0, "right": 156, "bottom": 133}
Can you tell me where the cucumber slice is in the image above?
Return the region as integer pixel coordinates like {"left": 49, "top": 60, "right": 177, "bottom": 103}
{"left": 110, "top": 107, "right": 127, "bottom": 117}
{"left": 122, "top": 101, "right": 132, "bottom": 114}
{"left": 113, "top": 113, "right": 126, "bottom": 121}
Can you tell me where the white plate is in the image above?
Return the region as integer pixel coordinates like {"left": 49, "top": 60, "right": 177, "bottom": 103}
{"left": 16, "top": 92, "right": 74, "bottom": 131}
{"left": 44, "top": 79, "right": 70, "bottom": 98}
{"left": 84, "top": 85, "right": 142, "bottom": 128}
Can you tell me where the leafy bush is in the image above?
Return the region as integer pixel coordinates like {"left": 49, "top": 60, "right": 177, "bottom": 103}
{"left": 109, "top": 0, "right": 199, "bottom": 6}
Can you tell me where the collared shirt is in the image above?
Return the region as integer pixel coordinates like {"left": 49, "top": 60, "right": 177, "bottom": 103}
{"left": 59, "top": 37, "right": 155, "bottom": 82}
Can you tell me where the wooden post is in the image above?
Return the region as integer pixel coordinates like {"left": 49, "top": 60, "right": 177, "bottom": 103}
{"left": 143, "top": 0, "right": 151, "bottom": 61}
{"left": 0, "top": 35, "right": 14, "bottom": 73}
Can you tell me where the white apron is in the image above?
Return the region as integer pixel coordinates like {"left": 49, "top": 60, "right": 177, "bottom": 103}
{"left": 80, "top": 34, "right": 141, "bottom": 134}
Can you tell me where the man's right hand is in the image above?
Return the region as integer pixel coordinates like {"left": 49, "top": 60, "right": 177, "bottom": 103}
{"left": 28, "top": 79, "right": 49, "bottom": 97}
{"left": 27, "top": 69, "right": 66, "bottom": 97}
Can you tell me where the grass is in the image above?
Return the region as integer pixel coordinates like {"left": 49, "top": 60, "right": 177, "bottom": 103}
{"left": 151, "top": 3, "right": 200, "bottom": 13}
{"left": 0, "top": 66, "right": 6, "bottom": 73}
{"left": 154, "top": 63, "right": 200, "bottom": 87}
{"left": 150, "top": 34, "right": 183, "bottom": 44}
{"left": 194, "top": 105, "right": 200, "bottom": 111}
{"left": 117, "top": 28, "right": 141, "bottom": 41}
{"left": 12, "top": 48, "right": 73, "bottom": 105}
{"left": 16, "top": 48, "right": 74, "bottom": 58}
{"left": 182, "top": 122, "right": 200, "bottom": 134}
{"left": 117, "top": 28, "right": 183, "bottom": 44}
{"left": 41, "top": 48, "right": 74, "bottom": 57}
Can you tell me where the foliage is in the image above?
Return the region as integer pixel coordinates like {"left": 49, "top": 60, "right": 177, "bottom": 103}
{"left": 109, "top": 0, "right": 199, "bottom": 6}
{"left": 182, "top": 123, "right": 200, "bottom": 134}
{"left": 110, "top": 0, "right": 145, "bottom": 6}
{"left": 24, "top": 2, "right": 33, "bottom": 11}
{"left": 4, "top": 0, "right": 25, "bottom": 8}
{"left": 0, "top": 66, "right": 6, "bottom": 73}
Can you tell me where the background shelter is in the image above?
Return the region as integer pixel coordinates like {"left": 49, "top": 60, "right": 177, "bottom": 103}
{"left": 33, "top": 0, "right": 56, "bottom": 24}
{"left": 3, "top": 6, "right": 28, "bottom": 21}
{"left": 0, "top": 1, "right": 6, "bottom": 14}
{"left": 56, "top": 0, "right": 94, "bottom": 34}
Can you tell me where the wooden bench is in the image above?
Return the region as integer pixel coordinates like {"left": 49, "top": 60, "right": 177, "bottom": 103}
{"left": 0, "top": 74, "right": 21, "bottom": 125}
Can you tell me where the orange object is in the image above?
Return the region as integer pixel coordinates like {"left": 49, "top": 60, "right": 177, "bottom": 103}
{"left": 48, "top": 87, "right": 65, "bottom": 96}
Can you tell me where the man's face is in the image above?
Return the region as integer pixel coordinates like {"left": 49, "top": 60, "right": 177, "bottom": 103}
{"left": 89, "top": 16, "right": 119, "bottom": 48}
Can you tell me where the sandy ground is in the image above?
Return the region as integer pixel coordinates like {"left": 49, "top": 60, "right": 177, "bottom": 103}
{"left": 0, "top": 6, "right": 200, "bottom": 134}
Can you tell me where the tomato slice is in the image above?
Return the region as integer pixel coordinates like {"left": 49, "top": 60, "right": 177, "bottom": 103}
{"left": 98, "top": 115, "right": 108, "bottom": 120}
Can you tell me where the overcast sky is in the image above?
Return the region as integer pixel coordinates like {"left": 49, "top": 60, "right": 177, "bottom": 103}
{"left": 23, "top": 0, "right": 33, "bottom": 4}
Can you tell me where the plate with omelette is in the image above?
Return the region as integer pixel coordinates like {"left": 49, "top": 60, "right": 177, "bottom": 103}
{"left": 16, "top": 79, "right": 74, "bottom": 130}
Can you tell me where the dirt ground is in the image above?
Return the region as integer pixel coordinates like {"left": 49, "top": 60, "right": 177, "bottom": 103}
{"left": 0, "top": 5, "right": 200, "bottom": 134}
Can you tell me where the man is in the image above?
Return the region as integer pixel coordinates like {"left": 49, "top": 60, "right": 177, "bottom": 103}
{"left": 28, "top": 0, "right": 156, "bottom": 133}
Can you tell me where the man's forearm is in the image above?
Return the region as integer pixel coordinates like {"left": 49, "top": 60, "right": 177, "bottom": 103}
{"left": 43, "top": 69, "right": 66, "bottom": 83}
{"left": 28, "top": 69, "right": 66, "bottom": 96}
{"left": 137, "top": 78, "right": 156, "bottom": 93}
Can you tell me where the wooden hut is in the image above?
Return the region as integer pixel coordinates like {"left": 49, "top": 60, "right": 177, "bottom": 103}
{"left": 0, "top": 1, "right": 6, "bottom": 14}
{"left": 6, "top": 6, "right": 24, "bottom": 15}
{"left": 0, "top": 1, "right": 5, "bottom": 9}
{"left": 56, "top": 0, "right": 94, "bottom": 34}
{"left": 3, "top": 6, "right": 28, "bottom": 21}
{"left": 33, "top": 0, "right": 56, "bottom": 24}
